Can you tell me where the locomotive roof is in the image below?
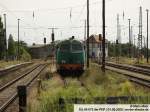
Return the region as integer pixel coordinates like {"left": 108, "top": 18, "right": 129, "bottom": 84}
{"left": 57, "top": 38, "right": 82, "bottom": 46}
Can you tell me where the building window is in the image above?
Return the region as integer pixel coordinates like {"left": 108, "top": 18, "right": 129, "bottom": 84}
{"left": 89, "top": 43, "right": 92, "bottom": 48}
{"left": 92, "top": 43, "right": 95, "bottom": 48}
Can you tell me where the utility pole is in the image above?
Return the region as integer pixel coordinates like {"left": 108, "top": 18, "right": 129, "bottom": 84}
{"left": 128, "top": 19, "right": 131, "bottom": 58}
{"left": 84, "top": 20, "right": 87, "bottom": 47}
{"left": 116, "top": 14, "right": 121, "bottom": 63}
{"left": 18, "top": 19, "right": 20, "bottom": 60}
{"left": 87, "top": 0, "right": 90, "bottom": 68}
{"left": 101, "top": 0, "right": 105, "bottom": 72}
{"left": 146, "top": 9, "right": 149, "bottom": 63}
{"left": 131, "top": 26, "right": 133, "bottom": 58}
{"left": 116, "top": 14, "right": 119, "bottom": 63}
{"left": 117, "top": 14, "right": 121, "bottom": 44}
{"left": 144, "top": 36, "right": 146, "bottom": 57}
{"left": 3, "top": 14, "right": 7, "bottom": 61}
{"left": 133, "top": 35, "right": 136, "bottom": 58}
{"left": 138, "top": 6, "right": 143, "bottom": 62}
{"left": 81, "top": 19, "right": 86, "bottom": 47}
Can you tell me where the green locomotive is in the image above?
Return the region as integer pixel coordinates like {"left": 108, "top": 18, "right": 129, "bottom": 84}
{"left": 56, "top": 37, "right": 85, "bottom": 73}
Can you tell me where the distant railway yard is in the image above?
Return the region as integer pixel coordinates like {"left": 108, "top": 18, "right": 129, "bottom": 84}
{"left": 0, "top": 38, "right": 149, "bottom": 112}
{"left": 0, "top": 59, "right": 149, "bottom": 112}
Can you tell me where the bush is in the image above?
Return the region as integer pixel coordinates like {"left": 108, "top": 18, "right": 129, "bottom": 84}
{"left": 20, "top": 48, "right": 31, "bottom": 61}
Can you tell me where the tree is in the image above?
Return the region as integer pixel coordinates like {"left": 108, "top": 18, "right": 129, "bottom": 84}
{"left": 20, "top": 40, "right": 29, "bottom": 52}
{"left": 0, "top": 17, "right": 5, "bottom": 59}
{"left": 14, "top": 40, "right": 31, "bottom": 61}
{"left": 108, "top": 42, "right": 150, "bottom": 59}
{"left": 8, "top": 34, "right": 16, "bottom": 59}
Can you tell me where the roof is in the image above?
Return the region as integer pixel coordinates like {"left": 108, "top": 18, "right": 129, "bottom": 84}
{"left": 89, "top": 34, "right": 108, "bottom": 43}
{"left": 29, "top": 44, "right": 44, "bottom": 48}
{"left": 29, "top": 44, "right": 50, "bottom": 48}
{"left": 57, "top": 38, "right": 82, "bottom": 45}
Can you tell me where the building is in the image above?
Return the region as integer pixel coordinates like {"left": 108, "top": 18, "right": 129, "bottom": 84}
{"left": 29, "top": 44, "right": 54, "bottom": 59}
{"left": 87, "top": 34, "right": 108, "bottom": 60}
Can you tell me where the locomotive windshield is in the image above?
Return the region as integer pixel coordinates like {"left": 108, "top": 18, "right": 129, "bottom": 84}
{"left": 60, "top": 43, "right": 70, "bottom": 52}
{"left": 71, "top": 43, "right": 83, "bottom": 52}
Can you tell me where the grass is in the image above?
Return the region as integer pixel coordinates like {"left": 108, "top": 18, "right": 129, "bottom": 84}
{"left": 28, "top": 64, "right": 150, "bottom": 112}
{"left": 0, "top": 60, "right": 24, "bottom": 69}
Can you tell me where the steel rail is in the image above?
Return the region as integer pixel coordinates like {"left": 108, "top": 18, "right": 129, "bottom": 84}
{"left": 92, "top": 63, "right": 150, "bottom": 88}
{"left": 106, "top": 66, "right": 150, "bottom": 88}
{"left": 0, "top": 64, "right": 47, "bottom": 112}
{"left": 134, "top": 64, "right": 150, "bottom": 70}
{"left": 105, "top": 63, "right": 150, "bottom": 88}
{"left": 106, "top": 62, "right": 150, "bottom": 76}
{"left": 0, "top": 64, "right": 41, "bottom": 92}
{"left": 0, "top": 62, "right": 32, "bottom": 77}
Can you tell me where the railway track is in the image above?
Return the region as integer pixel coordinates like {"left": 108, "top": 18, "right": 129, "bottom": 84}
{"left": 0, "top": 62, "right": 32, "bottom": 77}
{"left": 134, "top": 64, "right": 150, "bottom": 70}
{"left": 106, "top": 62, "right": 150, "bottom": 88}
{"left": 106, "top": 62, "right": 150, "bottom": 75}
{"left": 0, "top": 63, "right": 40, "bottom": 87}
{"left": 0, "top": 63, "right": 47, "bottom": 112}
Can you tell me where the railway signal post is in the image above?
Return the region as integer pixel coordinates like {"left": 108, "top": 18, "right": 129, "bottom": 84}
{"left": 48, "top": 27, "right": 58, "bottom": 43}
{"left": 48, "top": 27, "right": 58, "bottom": 65}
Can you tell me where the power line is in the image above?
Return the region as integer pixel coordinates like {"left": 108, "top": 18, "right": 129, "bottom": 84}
{"left": 0, "top": 1, "right": 112, "bottom": 13}
{"left": 0, "top": 2, "right": 34, "bottom": 34}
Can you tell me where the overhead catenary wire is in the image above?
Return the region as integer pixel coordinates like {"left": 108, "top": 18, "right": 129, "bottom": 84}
{"left": 0, "top": 0, "right": 121, "bottom": 34}
{"left": 0, "top": 0, "right": 112, "bottom": 13}
{"left": 0, "top": 0, "right": 148, "bottom": 46}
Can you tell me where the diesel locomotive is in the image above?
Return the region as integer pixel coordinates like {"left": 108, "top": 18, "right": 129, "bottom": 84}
{"left": 56, "top": 37, "right": 85, "bottom": 73}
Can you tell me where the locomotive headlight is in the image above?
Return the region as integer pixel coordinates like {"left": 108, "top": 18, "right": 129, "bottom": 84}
{"left": 61, "top": 60, "right": 66, "bottom": 64}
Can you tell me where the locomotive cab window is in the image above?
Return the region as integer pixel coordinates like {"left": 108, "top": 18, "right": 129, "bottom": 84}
{"left": 60, "top": 43, "right": 70, "bottom": 52}
{"left": 71, "top": 43, "right": 83, "bottom": 52}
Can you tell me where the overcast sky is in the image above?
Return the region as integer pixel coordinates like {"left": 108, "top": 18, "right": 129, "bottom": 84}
{"left": 0, "top": 0, "right": 150, "bottom": 47}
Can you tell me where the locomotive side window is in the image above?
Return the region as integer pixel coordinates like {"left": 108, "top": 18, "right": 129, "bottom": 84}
{"left": 60, "top": 43, "right": 70, "bottom": 52}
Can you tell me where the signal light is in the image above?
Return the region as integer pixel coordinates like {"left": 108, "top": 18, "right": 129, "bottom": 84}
{"left": 44, "top": 37, "right": 46, "bottom": 44}
{"left": 72, "top": 36, "right": 75, "bottom": 39}
{"left": 52, "top": 33, "right": 54, "bottom": 42}
{"left": 116, "top": 39, "right": 119, "bottom": 44}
